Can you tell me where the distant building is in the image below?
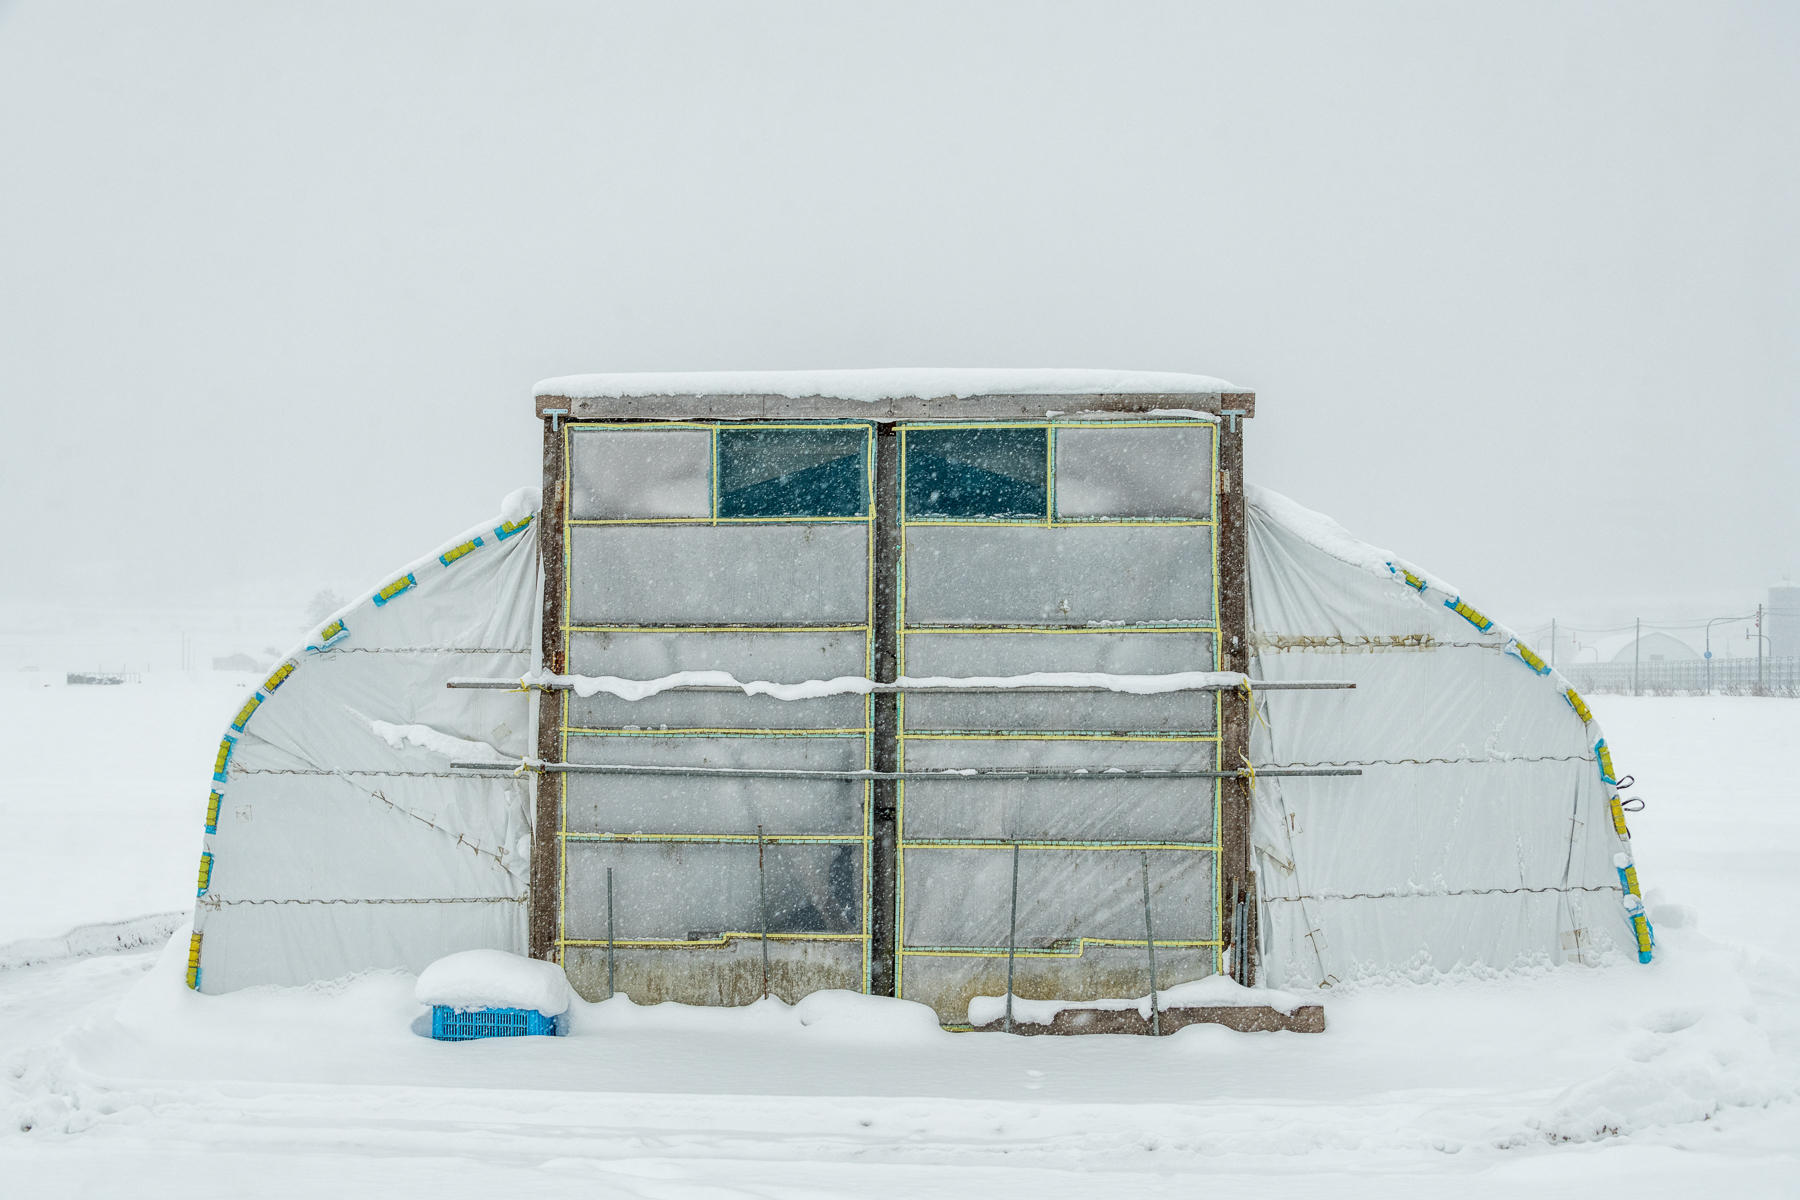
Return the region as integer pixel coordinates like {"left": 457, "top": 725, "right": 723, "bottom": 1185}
{"left": 1572, "top": 630, "right": 1700, "bottom": 664}
{"left": 1770, "top": 585, "right": 1800, "bottom": 660}
{"left": 211, "top": 653, "right": 260, "bottom": 672}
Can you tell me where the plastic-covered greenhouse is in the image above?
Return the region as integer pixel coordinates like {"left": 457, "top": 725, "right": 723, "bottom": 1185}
{"left": 186, "top": 370, "right": 1651, "bottom": 1027}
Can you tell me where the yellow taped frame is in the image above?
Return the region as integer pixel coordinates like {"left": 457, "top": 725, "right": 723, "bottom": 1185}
{"left": 894, "top": 417, "right": 1225, "bottom": 1000}
{"left": 557, "top": 419, "right": 881, "bottom": 992}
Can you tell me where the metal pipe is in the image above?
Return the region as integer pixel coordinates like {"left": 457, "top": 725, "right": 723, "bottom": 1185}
{"left": 446, "top": 677, "right": 1358, "bottom": 694}
{"left": 449, "top": 762, "right": 1364, "bottom": 782}
{"left": 1005, "top": 842, "right": 1020, "bottom": 1035}
{"left": 757, "top": 824, "right": 770, "bottom": 1000}
{"left": 1140, "top": 850, "right": 1161, "bottom": 1037}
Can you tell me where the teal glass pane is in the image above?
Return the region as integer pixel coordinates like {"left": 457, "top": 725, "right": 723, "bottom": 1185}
{"left": 717, "top": 427, "right": 868, "bottom": 518}
{"left": 905, "top": 427, "right": 1048, "bottom": 519}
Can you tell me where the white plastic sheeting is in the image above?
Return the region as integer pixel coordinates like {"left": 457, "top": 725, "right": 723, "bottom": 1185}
{"left": 1245, "top": 487, "right": 1642, "bottom": 987}
{"left": 189, "top": 496, "right": 540, "bottom": 993}
{"left": 188, "top": 480, "right": 1647, "bottom": 997}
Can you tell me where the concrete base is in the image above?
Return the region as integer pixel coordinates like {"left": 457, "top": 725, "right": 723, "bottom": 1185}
{"left": 970, "top": 1002, "right": 1325, "bottom": 1035}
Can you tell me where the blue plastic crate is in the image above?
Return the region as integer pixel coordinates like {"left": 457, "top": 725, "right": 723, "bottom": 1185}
{"left": 430, "top": 1005, "right": 558, "bottom": 1041}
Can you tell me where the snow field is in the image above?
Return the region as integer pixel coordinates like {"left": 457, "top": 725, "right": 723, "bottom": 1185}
{"left": 0, "top": 682, "right": 1796, "bottom": 1196}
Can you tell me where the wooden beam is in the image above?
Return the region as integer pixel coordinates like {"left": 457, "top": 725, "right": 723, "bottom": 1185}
{"left": 1215, "top": 414, "right": 1256, "bottom": 985}
{"left": 530, "top": 415, "right": 567, "bottom": 963}
{"left": 536, "top": 391, "right": 1256, "bottom": 423}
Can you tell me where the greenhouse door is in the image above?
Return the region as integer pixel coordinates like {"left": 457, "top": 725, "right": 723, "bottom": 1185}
{"left": 893, "top": 419, "right": 1224, "bottom": 1025}
{"left": 549, "top": 421, "right": 878, "bottom": 1003}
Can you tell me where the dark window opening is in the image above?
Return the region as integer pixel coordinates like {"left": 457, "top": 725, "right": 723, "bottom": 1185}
{"left": 717, "top": 427, "right": 868, "bottom": 518}
{"left": 905, "top": 427, "right": 1048, "bottom": 520}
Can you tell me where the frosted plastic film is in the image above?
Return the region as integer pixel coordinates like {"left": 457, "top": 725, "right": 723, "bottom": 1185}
{"left": 1053, "top": 425, "right": 1213, "bottom": 519}
{"left": 1244, "top": 486, "right": 1640, "bottom": 987}
{"left": 902, "top": 631, "right": 1217, "bottom": 731}
{"left": 187, "top": 501, "right": 539, "bottom": 993}
{"left": 565, "top": 735, "right": 866, "bottom": 835}
{"left": 902, "top": 847, "right": 1214, "bottom": 946}
{"left": 570, "top": 428, "right": 711, "bottom": 520}
{"left": 901, "top": 738, "right": 1216, "bottom": 841}
{"left": 564, "top": 841, "right": 863, "bottom": 939}
{"left": 569, "top": 525, "right": 869, "bottom": 625}
{"left": 904, "top": 525, "right": 1214, "bottom": 626}
{"left": 567, "top": 630, "right": 868, "bottom": 730}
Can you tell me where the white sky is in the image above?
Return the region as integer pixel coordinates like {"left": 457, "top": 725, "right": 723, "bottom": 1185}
{"left": 2, "top": 1, "right": 1795, "bottom": 639}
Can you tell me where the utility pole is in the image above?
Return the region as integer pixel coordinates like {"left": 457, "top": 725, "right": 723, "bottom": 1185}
{"left": 1758, "top": 604, "right": 1765, "bottom": 694}
{"left": 1634, "top": 617, "right": 1641, "bottom": 697}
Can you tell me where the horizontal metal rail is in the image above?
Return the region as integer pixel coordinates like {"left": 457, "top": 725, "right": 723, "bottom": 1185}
{"left": 448, "top": 760, "right": 1362, "bottom": 781}
{"left": 447, "top": 677, "right": 1356, "bottom": 695}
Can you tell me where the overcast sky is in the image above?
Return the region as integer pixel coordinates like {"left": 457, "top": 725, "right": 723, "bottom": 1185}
{"left": 2, "top": 1, "right": 1795, "bottom": 642}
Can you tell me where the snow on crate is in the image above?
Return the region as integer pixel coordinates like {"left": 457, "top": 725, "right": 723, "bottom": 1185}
{"left": 416, "top": 950, "right": 569, "bottom": 1041}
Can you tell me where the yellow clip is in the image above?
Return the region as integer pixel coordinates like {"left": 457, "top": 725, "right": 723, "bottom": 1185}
{"left": 185, "top": 931, "right": 203, "bottom": 990}
{"left": 1565, "top": 688, "right": 1593, "bottom": 723}
{"left": 1445, "top": 597, "right": 1494, "bottom": 632}
{"left": 439, "top": 538, "right": 483, "bottom": 567}
{"left": 263, "top": 660, "right": 296, "bottom": 693}
{"left": 1609, "top": 796, "right": 1630, "bottom": 839}
{"left": 374, "top": 574, "right": 416, "bottom": 606}
{"left": 230, "top": 693, "right": 263, "bottom": 733}
{"left": 196, "top": 851, "right": 214, "bottom": 896}
{"left": 1239, "top": 753, "right": 1257, "bottom": 793}
{"left": 205, "top": 790, "right": 223, "bottom": 834}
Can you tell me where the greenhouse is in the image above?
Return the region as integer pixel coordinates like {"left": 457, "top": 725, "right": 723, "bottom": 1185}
{"left": 187, "top": 370, "right": 1650, "bottom": 1027}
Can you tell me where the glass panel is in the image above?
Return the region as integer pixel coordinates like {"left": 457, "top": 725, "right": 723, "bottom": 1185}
{"left": 569, "top": 525, "right": 869, "bottom": 625}
{"left": 905, "top": 427, "right": 1047, "bottom": 520}
{"left": 901, "top": 739, "right": 1217, "bottom": 841}
{"left": 903, "top": 525, "right": 1214, "bottom": 626}
{"left": 569, "top": 429, "right": 711, "bottom": 520}
{"left": 567, "top": 630, "right": 869, "bottom": 730}
{"left": 565, "top": 841, "right": 863, "bottom": 939}
{"left": 718, "top": 427, "right": 868, "bottom": 518}
{"left": 1054, "top": 425, "right": 1214, "bottom": 520}
{"left": 901, "top": 631, "right": 1217, "bottom": 732}
{"left": 900, "top": 846, "right": 1215, "bottom": 946}
{"left": 565, "top": 734, "right": 866, "bottom": 834}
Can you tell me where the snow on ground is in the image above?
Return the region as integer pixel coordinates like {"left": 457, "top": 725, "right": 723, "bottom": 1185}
{"left": 0, "top": 685, "right": 1796, "bottom": 1196}
{"left": 0, "top": 671, "right": 257, "bottom": 942}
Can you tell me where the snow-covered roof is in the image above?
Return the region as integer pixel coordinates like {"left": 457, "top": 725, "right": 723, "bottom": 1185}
{"left": 534, "top": 368, "right": 1253, "bottom": 421}
{"left": 536, "top": 368, "right": 1244, "bottom": 402}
